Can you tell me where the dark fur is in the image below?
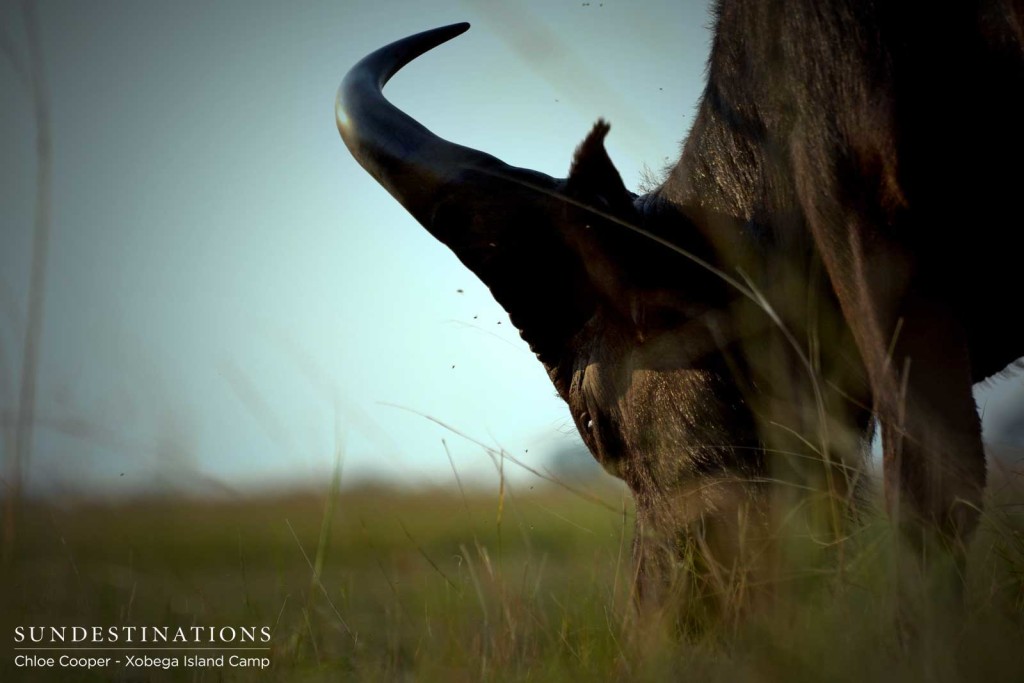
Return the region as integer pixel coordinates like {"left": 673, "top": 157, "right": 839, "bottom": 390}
{"left": 339, "top": 2, "right": 1024, "bottom": 611}
{"left": 557, "top": 0, "right": 1024, "bottom": 598}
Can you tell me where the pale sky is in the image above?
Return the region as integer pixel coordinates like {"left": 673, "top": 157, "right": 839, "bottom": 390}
{"left": 1, "top": 0, "right": 1021, "bottom": 496}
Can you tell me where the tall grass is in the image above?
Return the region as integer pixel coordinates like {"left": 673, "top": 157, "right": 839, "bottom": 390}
{"left": 1, "top": 468, "right": 1022, "bottom": 681}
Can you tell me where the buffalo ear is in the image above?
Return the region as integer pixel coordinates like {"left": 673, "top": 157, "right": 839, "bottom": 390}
{"left": 558, "top": 121, "right": 646, "bottom": 314}
{"left": 564, "top": 120, "right": 636, "bottom": 216}
{"left": 560, "top": 121, "right": 741, "bottom": 322}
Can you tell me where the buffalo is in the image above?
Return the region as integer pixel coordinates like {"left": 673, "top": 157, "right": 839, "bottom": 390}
{"left": 337, "top": 3, "right": 1024, "bottom": 612}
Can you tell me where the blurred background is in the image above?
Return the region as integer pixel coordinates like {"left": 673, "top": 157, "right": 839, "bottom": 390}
{"left": 2, "top": 0, "right": 1022, "bottom": 500}
{"left": 4, "top": 4, "right": 1024, "bottom": 680}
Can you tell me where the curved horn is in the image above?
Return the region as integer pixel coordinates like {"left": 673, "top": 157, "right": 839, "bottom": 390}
{"left": 337, "top": 23, "right": 501, "bottom": 224}
{"left": 336, "top": 25, "right": 632, "bottom": 384}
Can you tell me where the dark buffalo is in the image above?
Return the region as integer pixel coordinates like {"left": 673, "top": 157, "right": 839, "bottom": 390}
{"left": 337, "top": 3, "right": 1024, "bottom": 608}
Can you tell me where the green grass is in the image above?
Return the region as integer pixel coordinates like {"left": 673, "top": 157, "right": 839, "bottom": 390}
{"left": 1, "top": 476, "right": 1023, "bottom": 682}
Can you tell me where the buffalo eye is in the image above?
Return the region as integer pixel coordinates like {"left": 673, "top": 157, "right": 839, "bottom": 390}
{"left": 580, "top": 411, "right": 594, "bottom": 433}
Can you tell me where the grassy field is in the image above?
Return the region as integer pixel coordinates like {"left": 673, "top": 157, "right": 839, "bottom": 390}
{"left": 2, "top": 472, "right": 1024, "bottom": 682}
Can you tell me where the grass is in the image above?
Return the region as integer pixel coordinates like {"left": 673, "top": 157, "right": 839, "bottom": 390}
{"left": 1, "top": 471, "right": 1023, "bottom": 682}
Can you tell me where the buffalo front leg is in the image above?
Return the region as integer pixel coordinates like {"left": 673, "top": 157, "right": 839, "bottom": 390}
{"left": 822, "top": 238, "right": 984, "bottom": 581}
{"left": 795, "top": 175, "right": 985, "bottom": 594}
{"left": 874, "top": 295, "right": 986, "bottom": 560}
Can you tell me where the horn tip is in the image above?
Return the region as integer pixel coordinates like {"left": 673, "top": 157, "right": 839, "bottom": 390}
{"left": 445, "top": 21, "right": 471, "bottom": 35}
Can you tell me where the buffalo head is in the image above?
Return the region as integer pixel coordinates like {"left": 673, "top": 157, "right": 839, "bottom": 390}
{"left": 337, "top": 23, "right": 873, "bottom": 609}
